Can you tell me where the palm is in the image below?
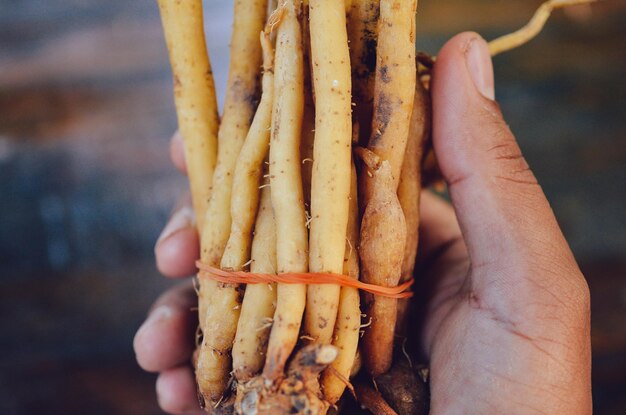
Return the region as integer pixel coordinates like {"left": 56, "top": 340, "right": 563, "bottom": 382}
{"left": 417, "top": 192, "right": 589, "bottom": 414}
{"left": 425, "top": 270, "right": 529, "bottom": 414}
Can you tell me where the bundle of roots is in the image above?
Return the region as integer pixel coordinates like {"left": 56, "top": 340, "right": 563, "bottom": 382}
{"left": 156, "top": 0, "right": 596, "bottom": 413}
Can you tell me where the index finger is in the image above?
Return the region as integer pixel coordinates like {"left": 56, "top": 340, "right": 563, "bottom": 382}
{"left": 417, "top": 190, "right": 465, "bottom": 263}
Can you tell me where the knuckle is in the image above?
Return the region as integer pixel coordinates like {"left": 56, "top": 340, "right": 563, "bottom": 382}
{"left": 474, "top": 97, "right": 506, "bottom": 129}
{"left": 474, "top": 101, "right": 540, "bottom": 189}
{"left": 487, "top": 140, "right": 539, "bottom": 188}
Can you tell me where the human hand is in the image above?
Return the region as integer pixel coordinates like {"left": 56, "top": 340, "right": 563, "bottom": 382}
{"left": 133, "top": 132, "right": 204, "bottom": 414}
{"left": 416, "top": 32, "right": 591, "bottom": 414}
{"left": 134, "top": 31, "right": 592, "bottom": 415}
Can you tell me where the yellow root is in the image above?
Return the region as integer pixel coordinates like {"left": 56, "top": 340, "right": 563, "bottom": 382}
{"left": 363, "top": 0, "right": 417, "bottom": 192}
{"left": 198, "top": 29, "right": 274, "bottom": 398}
{"left": 359, "top": 0, "right": 416, "bottom": 377}
{"left": 196, "top": 0, "right": 268, "bottom": 407}
{"left": 348, "top": 0, "right": 380, "bottom": 146}
{"left": 221, "top": 31, "right": 275, "bottom": 274}
{"left": 300, "top": 0, "right": 315, "bottom": 207}
{"left": 396, "top": 77, "right": 431, "bottom": 336}
{"left": 321, "top": 160, "right": 361, "bottom": 403}
{"left": 359, "top": 151, "right": 407, "bottom": 376}
{"left": 489, "top": 0, "right": 598, "bottom": 56}
{"left": 237, "top": 345, "right": 337, "bottom": 415}
{"left": 263, "top": 0, "right": 309, "bottom": 383}
{"left": 232, "top": 183, "right": 278, "bottom": 382}
{"left": 157, "top": 0, "right": 218, "bottom": 233}
{"left": 305, "top": 0, "right": 353, "bottom": 347}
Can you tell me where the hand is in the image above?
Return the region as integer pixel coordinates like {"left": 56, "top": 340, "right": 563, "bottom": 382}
{"left": 134, "top": 32, "right": 592, "bottom": 415}
{"left": 133, "top": 132, "right": 204, "bottom": 414}
{"left": 416, "top": 32, "right": 591, "bottom": 414}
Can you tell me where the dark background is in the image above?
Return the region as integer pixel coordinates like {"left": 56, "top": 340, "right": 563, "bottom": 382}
{"left": 1, "top": 0, "right": 624, "bottom": 414}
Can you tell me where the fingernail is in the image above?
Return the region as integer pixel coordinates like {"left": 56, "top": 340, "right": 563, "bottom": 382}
{"left": 157, "top": 206, "right": 195, "bottom": 245}
{"left": 170, "top": 131, "right": 184, "bottom": 158}
{"left": 172, "top": 130, "right": 183, "bottom": 144}
{"left": 138, "top": 305, "right": 172, "bottom": 335}
{"left": 465, "top": 36, "right": 495, "bottom": 100}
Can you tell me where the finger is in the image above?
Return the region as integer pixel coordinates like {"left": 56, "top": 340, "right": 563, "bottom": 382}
{"left": 416, "top": 190, "right": 468, "bottom": 307}
{"left": 170, "top": 131, "right": 188, "bottom": 175}
{"left": 417, "top": 190, "right": 464, "bottom": 262}
{"left": 156, "top": 365, "right": 204, "bottom": 415}
{"left": 416, "top": 191, "right": 470, "bottom": 352}
{"left": 155, "top": 194, "right": 200, "bottom": 278}
{"left": 431, "top": 32, "right": 580, "bottom": 282}
{"left": 134, "top": 282, "right": 197, "bottom": 373}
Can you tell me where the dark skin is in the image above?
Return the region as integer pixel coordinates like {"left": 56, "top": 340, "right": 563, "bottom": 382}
{"left": 134, "top": 33, "right": 591, "bottom": 414}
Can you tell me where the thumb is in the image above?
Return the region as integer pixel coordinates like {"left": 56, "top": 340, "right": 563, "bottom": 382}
{"left": 431, "top": 32, "right": 578, "bottom": 282}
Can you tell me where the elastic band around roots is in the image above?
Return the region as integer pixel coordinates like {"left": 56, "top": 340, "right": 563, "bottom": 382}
{"left": 196, "top": 261, "right": 414, "bottom": 299}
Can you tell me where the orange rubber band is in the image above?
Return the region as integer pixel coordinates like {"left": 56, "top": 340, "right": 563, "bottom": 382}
{"left": 196, "top": 261, "right": 414, "bottom": 299}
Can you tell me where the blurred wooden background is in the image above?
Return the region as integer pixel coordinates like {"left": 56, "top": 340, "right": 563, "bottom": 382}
{"left": 0, "top": 0, "right": 624, "bottom": 414}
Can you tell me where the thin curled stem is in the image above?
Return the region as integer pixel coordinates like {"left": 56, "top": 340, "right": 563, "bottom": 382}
{"left": 488, "top": 0, "right": 598, "bottom": 56}
{"left": 422, "top": 0, "right": 599, "bottom": 66}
